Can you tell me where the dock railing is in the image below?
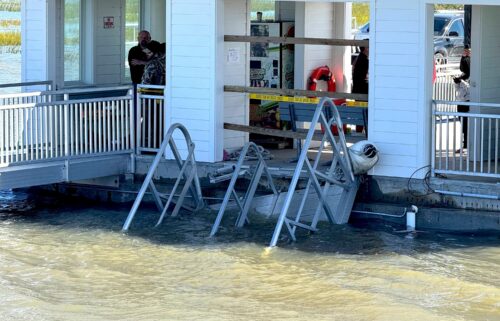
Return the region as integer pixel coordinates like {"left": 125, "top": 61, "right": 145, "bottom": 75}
{"left": 0, "top": 80, "right": 54, "bottom": 93}
{"left": 432, "top": 100, "right": 500, "bottom": 179}
{"left": 433, "top": 63, "right": 462, "bottom": 112}
{"left": 136, "top": 84, "right": 166, "bottom": 154}
{"left": 0, "top": 87, "right": 134, "bottom": 166}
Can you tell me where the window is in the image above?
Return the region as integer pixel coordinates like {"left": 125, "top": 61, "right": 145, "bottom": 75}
{"left": 434, "top": 17, "right": 450, "bottom": 36}
{"left": 64, "top": 0, "right": 81, "bottom": 82}
{"left": 448, "top": 19, "right": 464, "bottom": 37}
{"left": 251, "top": 0, "right": 275, "bottom": 21}
{"left": 124, "top": 0, "right": 140, "bottom": 81}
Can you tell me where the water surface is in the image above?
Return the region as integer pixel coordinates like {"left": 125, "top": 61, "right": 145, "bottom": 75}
{"left": 0, "top": 194, "right": 499, "bottom": 321}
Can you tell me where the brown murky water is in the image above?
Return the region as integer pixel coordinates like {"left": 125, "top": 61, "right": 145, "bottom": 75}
{"left": 0, "top": 191, "right": 499, "bottom": 321}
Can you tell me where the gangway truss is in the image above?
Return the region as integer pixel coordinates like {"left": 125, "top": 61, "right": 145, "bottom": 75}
{"left": 210, "top": 98, "right": 360, "bottom": 247}
{"left": 122, "top": 123, "right": 205, "bottom": 231}
{"left": 210, "top": 142, "right": 279, "bottom": 236}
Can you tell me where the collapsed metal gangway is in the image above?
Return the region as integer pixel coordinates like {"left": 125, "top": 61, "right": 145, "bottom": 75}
{"left": 210, "top": 142, "right": 279, "bottom": 236}
{"left": 122, "top": 123, "right": 205, "bottom": 231}
{"left": 211, "top": 98, "right": 364, "bottom": 247}
{"left": 270, "top": 97, "right": 360, "bottom": 246}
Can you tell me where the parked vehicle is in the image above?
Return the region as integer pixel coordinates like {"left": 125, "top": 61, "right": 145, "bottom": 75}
{"left": 433, "top": 12, "right": 465, "bottom": 64}
{"left": 353, "top": 22, "right": 369, "bottom": 40}
{"left": 351, "top": 12, "right": 465, "bottom": 64}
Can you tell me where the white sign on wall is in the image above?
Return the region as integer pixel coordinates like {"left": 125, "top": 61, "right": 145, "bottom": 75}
{"left": 227, "top": 48, "right": 240, "bottom": 64}
{"left": 104, "top": 17, "right": 115, "bottom": 29}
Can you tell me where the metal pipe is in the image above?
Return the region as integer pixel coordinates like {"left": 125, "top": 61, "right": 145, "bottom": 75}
{"left": 434, "top": 189, "right": 500, "bottom": 200}
{"left": 351, "top": 209, "right": 407, "bottom": 218}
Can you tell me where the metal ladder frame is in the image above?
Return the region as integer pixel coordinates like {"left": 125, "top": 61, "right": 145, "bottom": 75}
{"left": 210, "top": 142, "right": 279, "bottom": 236}
{"left": 122, "top": 123, "right": 204, "bottom": 231}
{"left": 269, "top": 97, "right": 359, "bottom": 247}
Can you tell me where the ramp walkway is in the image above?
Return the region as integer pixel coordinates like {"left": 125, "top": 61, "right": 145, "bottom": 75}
{"left": 0, "top": 86, "right": 135, "bottom": 190}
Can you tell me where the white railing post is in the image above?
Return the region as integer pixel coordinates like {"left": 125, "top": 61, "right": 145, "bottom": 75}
{"left": 431, "top": 101, "right": 437, "bottom": 177}
{"left": 64, "top": 101, "right": 70, "bottom": 157}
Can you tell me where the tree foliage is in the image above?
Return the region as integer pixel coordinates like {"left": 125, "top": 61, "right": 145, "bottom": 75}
{"left": 434, "top": 4, "right": 464, "bottom": 10}
{"left": 0, "top": 1, "right": 20, "bottom": 12}
{"left": 352, "top": 4, "right": 369, "bottom": 28}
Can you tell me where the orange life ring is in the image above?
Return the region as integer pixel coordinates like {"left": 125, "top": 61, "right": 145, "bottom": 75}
{"left": 309, "top": 66, "right": 347, "bottom": 135}
{"left": 308, "top": 66, "right": 336, "bottom": 92}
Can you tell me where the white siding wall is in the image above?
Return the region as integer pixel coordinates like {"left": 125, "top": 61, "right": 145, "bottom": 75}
{"left": 166, "top": 0, "right": 224, "bottom": 162}
{"left": 369, "top": 0, "right": 422, "bottom": 178}
{"left": 332, "top": 2, "right": 352, "bottom": 93}
{"left": 296, "top": 3, "right": 335, "bottom": 90}
{"left": 474, "top": 5, "right": 500, "bottom": 157}
{"left": 223, "top": 0, "right": 249, "bottom": 151}
{"left": 21, "top": 0, "right": 48, "bottom": 84}
{"left": 477, "top": 6, "right": 500, "bottom": 103}
{"left": 93, "top": 1, "right": 123, "bottom": 84}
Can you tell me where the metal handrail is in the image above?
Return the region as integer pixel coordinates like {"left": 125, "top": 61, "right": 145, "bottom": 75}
{"left": 269, "top": 97, "right": 360, "bottom": 247}
{"left": 434, "top": 100, "right": 500, "bottom": 109}
{"left": 210, "top": 142, "right": 279, "bottom": 237}
{"left": 0, "top": 81, "right": 53, "bottom": 90}
{"left": 431, "top": 100, "right": 500, "bottom": 179}
{"left": 0, "top": 85, "right": 133, "bottom": 98}
{"left": 0, "top": 95, "right": 134, "bottom": 165}
{"left": 122, "top": 123, "right": 204, "bottom": 231}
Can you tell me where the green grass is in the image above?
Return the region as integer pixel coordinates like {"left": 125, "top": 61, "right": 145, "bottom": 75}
{"left": 0, "top": 1, "right": 20, "bottom": 12}
{"left": 0, "top": 19, "right": 20, "bottom": 28}
{"left": 0, "top": 45, "right": 20, "bottom": 54}
{"left": 251, "top": 0, "right": 274, "bottom": 13}
{"left": 0, "top": 31, "right": 20, "bottom": 45}
{"left": 352, "top": 3, "right": 369, "bottom": 28}
{"left": 435, "top": 4, "right": 464, "bottom": 10}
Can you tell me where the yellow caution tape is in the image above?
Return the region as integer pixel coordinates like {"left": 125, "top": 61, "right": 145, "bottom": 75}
{"left": 249, "top": 93, "right": 369, "bottom": 107}
{"left": 249, "top": 93, "right": 319, "bottom": 104}
{"left": 346, "top": 100, "right": 368, "bottom": 107}
{"left": 138, "top": 88, "right": 164, "bottom": 94}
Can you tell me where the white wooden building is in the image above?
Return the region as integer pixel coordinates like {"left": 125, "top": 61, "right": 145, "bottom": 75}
{"left": 19, "top": 0, "right": 500, "bottom": 181}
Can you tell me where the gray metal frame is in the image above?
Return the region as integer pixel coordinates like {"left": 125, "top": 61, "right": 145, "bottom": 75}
{"left": 269, "top": 97, "right": 359, "bottom": 247}
{"left": 210, "top": 142, "right": 279, "bottom": 236}
{"left": 122, "top": 123, "right": 205, "bottom": 231}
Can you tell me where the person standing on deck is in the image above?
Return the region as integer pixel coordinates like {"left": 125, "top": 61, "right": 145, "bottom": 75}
{"left": 352, "top": 46, "right": 369, "bottom": 95}
{"left": 454, "top": 44, "right": 471, "bottom": 151}
{"left": 352, "top": 46, "right": 369, "bottom": 133}
{"left": 141, "top": 42, "right": 166, "bottom": 86}
{"left": 128, "top": 30, "right": 159, "bottom": 85}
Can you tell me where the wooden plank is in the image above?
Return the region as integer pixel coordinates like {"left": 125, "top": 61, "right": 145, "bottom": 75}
{"left": 224, "top": 35, "right": 369, "bottom": 48}
{"left": 225, "top": 85, "right": 368, "bottom": 101}
{"left": 224, "top": 123, "right": 325, "bottom": 141}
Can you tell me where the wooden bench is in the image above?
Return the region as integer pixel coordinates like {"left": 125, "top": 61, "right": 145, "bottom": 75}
{"left": 278, "top": 102, "right": 368, "bottom": 137}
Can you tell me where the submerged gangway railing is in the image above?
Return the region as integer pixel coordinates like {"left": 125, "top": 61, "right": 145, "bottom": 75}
{"left": 0, "top": 87, "right": 134, "bottom": 166}
{"left": 122, "top": 123, "right": 204, "bottom": 231}
{"left": 432, "top": 100, "right": 500, "bottom": 179}
{"left": 210, "top": 98, "right": 362, "bottom": 247}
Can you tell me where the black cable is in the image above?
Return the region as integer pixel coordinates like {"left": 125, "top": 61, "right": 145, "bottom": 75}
{"left": 407, "top": 165, "right": 436, "bottom": 197}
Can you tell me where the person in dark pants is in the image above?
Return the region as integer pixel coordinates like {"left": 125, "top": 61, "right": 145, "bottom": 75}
{"left": 454, "top": 44, "right": 471, "bottom": 150}
{"left": 352, "top": 46, "right": 369, "bottom": 95}
{"left": 352, "top": 46, "right": 369, "bottom": 133}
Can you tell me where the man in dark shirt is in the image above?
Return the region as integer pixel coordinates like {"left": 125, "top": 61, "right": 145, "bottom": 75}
{"left": 352, "top": 46, "right": 369, "bottom": 95}
{"left": 128, "top": 30, "right": 156, "bottom": 84}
